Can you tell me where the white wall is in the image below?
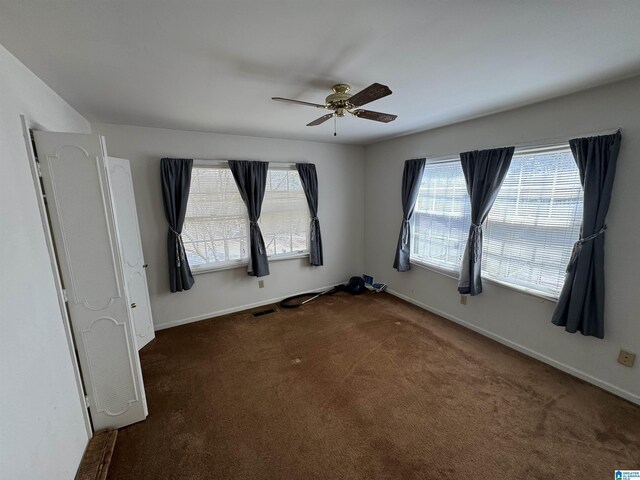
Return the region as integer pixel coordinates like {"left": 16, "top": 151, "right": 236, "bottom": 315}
{"left": 364, "top": 75, "right": 640, "bottom": 404}
{"left": 91, "top": 123, "right": 366, "bottom": 329}
{"left": 0, "top": 45, "right": 91, "bottom": 479}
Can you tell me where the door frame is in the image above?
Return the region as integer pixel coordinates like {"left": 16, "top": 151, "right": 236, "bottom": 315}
{"left": 20, "top": 114, "right": 93, "bottom": 438}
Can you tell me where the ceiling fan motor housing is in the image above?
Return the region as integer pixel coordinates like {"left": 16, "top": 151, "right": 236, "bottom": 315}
{"left": 325, "top": 84, "right": 353, "bottom": 115}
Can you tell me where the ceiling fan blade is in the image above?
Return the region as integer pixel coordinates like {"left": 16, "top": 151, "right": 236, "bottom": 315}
{"left": 307, "top": 113, "right": 334, "bottom": 126}
{"left": 347, "top": 83, "right": 392, "bottom": 108}
{"left": 272, "top": 97, "right": 327, "bottom": 109}
{"left": 352, "top": 109, "right": 397, "bottom": 123}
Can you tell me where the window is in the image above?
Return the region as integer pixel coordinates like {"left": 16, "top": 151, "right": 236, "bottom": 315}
{"left": 411, "top": 146, "right": 583, "bottom": 298}
{"left": 183, "top": 164, "right": 310, "bottom": 272}
{"left": 260, "top": 169, "right": 310, "bottom": 257}
{"left": 482, "top": 147, "right": 582, "bottom": 296}
{"left": 183, "top": 166, "right": 250, "bottom": 269}
{"left": 412, "top": 159, "right": 471, "bottom": 272}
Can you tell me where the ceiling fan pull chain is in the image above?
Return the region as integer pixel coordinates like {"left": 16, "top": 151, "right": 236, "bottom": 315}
{"left": 334, "top": 115, "right": 337, "bottom": 137}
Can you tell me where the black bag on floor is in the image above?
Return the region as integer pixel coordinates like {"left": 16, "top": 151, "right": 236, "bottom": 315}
{"left": 344, "top": 276, "right": 366, "bottom": 295}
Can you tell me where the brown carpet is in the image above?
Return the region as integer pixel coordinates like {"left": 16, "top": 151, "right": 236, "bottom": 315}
{"left": 107, "top": 293, "right": 640, "bottom": 480}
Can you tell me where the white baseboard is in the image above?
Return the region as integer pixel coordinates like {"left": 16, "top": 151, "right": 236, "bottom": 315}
{"left": 154, "top": 283, "right": 339, "bottom": 331}
{"left": 387, "top": 289, "right": 640, "bottom": 406}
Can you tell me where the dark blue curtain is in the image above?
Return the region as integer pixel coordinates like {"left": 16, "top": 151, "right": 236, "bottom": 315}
{"left": 228, "top": 160, "right": 270, "bottom": 277}
{"left": 552, "top": 131, "right": 621, "bottom": 338}
{"left": 296, "top": 163, "right": 323, "bottom": 266}
{"left": 393, "top": 158, "right": 426, "bottom": 272}
{"left": 457, "top": 147, "right": 514, "bottom": 295}
{"left": 160, "top": 158, "right": 194, "bottom": 292}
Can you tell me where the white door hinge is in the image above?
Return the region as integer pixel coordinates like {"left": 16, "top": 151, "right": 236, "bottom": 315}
{"left": 84, "top": 395, "right": 90, "bottom": 408}
{"left": 62, "top": 289, "right": 68, "bottom": 302}
{"left": 36, "top": 162, "right": 43, "bottom": 177}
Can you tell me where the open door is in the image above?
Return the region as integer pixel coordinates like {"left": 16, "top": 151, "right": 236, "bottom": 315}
{"left": 106, "top": 157, "right": 155, "bottom": 350}
{"left": 33, "top": 131, "right": 147, "bottom": 430}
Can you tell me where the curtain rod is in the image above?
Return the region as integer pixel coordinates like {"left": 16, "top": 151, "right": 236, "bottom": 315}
{"left": 409, "top": 127, "right": 622, "bottom": 162}
{"left": 509, "top": 127, "right": 621, "bottom": 151}
{"left": 194, "top": 159, "right": 300, "bottom": 167}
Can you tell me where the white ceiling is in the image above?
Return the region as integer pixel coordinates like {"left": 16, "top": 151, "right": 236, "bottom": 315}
{"left": 2, "top": 1, "right": 640, "bottom": 145}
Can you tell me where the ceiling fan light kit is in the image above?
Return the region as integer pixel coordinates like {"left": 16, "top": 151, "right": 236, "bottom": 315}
{"left": 272, "top": 82, "right": 397, "bottom": 135}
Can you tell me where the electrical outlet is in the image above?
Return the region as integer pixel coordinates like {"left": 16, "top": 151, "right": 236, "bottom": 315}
{"left": 258, "top": 280, "right": 264, "bottom": 289}
{"left": 460, "top": 295, "right": 467, "bottom": 305}
{"left": 618, "top": 350, "right": 636, "bottom": 367}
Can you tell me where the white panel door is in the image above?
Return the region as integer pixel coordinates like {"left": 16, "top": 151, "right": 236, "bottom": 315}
{"left": 33, "top": 131, "right": 147, "bottom": 430}
{"left": 106, "top": 157, "right": 155, "bottom": 350}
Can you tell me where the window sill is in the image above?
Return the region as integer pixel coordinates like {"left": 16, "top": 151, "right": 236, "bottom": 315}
{"left": 409, "top": 259, "right": 459, "bottom": 281}
{"left": 409, "top": 259, "right": 558, "bottom": 303}
{"left": 191, "top": 252, "right": 310, "bottom": 275}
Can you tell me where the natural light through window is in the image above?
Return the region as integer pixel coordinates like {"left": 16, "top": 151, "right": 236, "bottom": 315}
{"left": 482, "top": 147, "right": 583, "bottom": 295}
{"left": 183, "top": 167, "right": 250, "bottom": 269}
{"left": 183, "top": 165, "right": 309, "bottom": 271}
{"left": 411, "top": 159, "right": 471, "bottom": 272}
{"left": 260, "top": 168, "right": 310, "bottom": 257}
{"left": 411, "top": 146, "right": 583, "bottom": 298}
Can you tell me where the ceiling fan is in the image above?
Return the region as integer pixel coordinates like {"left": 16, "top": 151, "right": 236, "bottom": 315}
{"left": 272, "top": 83, "right": 397, "bottom": 131}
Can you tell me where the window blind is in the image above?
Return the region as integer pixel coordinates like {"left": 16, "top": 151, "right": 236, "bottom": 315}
{"left": 411, "top": 146, "right": 583, "bottom": 298}
{"left": 183, "top": 166, "right": 250, "bottom": 268}
{"left": 260, "top": 169, "right": 310, "bottom": 256}
{"left": 183, "top": 165, "right": 310, "bottom": 270}
{"left": 482, "top": 147, "right": 583, "bottom": 296}
{"left": 411, "top": 161, "right": 471, "bottom": 272}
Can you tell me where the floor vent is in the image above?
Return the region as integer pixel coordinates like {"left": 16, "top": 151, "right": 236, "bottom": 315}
{"left": 251, "top": 307, "right": 278, "bottom": 317}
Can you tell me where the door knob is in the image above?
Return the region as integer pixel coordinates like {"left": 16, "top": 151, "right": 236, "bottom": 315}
{"left": 143, "top": 264, "right": 148, "bottom": 268}
{"left": 131, "top": 303, "right": 137, "bottom": 308}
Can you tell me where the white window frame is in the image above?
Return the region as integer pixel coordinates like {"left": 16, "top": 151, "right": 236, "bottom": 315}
{"left": 409, "top": 144, "right": 582, "bottom": 301}
{"left": 187, "top": 160, "right": 310, "bottom": 275}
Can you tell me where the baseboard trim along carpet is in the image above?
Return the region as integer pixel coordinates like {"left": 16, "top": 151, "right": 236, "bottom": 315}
{"left": 387, "top": 289, "right": 640, "bottom": 406}
{"left": 154, "top": 283, "right": 339, "bottom": 331}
